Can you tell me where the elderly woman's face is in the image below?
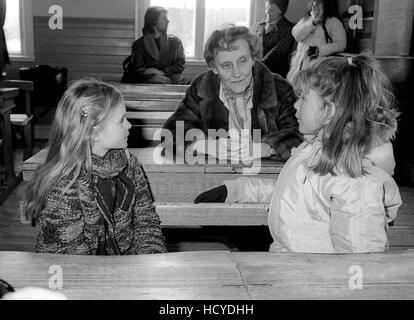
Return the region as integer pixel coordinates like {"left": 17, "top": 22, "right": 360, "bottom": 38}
{"left": 265, "top": 2, "right": 282, "bottom": 22}
{"left": 213, "top": 39, "right": 254, "bottom": 94}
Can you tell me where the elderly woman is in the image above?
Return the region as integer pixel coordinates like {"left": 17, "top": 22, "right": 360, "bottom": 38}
{"left": 162, "top": 26, "right": 302, "bottom": 162}
{"left": 123, "top": 6, "right": 185, "bottom": 84}
{"left": 256, "top": 0, "right": 294, "bottom": 77}
{"left": 287, "top": 0, "right": 346, "bottom": 83}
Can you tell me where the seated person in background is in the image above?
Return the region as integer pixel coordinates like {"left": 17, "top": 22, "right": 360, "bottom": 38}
{"left": 162, "top": 26, "right": 302, "bottom": 162}
{"left": 123, "top": 6, "right": 185, "bottom": 84}
{"left": 25, "top": 79, "right": 167, "bottom": 255}
{"left": 287, "top": 0, "right": 346, "bottom": 83}
{"left": 256, "top": 0, "right": 294, "bottom": 78}
{"left": 195, "top": 56, "right": 401, "bottom": 254}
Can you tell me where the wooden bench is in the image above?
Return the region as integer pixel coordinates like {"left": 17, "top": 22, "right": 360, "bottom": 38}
{"left": 109, "top": 83, "right": 187, "bottom": 142}
{"left": 21, "top": 147, "right": 414, "bottom": 251}
{"left": 1, "top": 250, "right": 413, "bottom": 299}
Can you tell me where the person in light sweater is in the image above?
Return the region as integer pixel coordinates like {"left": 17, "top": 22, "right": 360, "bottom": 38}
{"left": 287, "top": 0, "right": 347, "bottom": 83}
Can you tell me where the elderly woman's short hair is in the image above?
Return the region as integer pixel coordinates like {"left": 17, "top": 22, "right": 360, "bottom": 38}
{"left": 204, "top": 26, "right": 263, "bottom": 68}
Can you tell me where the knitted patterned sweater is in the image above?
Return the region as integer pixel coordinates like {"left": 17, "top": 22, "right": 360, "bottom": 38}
{"left": 36, "top": 149, "right": 167, "bottom": 255}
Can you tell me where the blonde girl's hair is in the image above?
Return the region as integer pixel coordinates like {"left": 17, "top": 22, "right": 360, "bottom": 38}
{"left": 295, "top": 55, "right": 400, "bottom": 178}
{"left": 25, "top": 78, "right": 124, "bottom": 224}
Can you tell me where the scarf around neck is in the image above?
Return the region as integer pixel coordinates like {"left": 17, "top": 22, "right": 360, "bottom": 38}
{"left": 91, "top": 150, "right": 135, "bottom": 255}
{"left": 221, "top": 79, "right": 254, "bottom": 133}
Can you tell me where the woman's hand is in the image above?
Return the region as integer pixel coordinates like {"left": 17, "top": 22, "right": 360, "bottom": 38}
{"left": 145, "top": 68, "right": 166, "bottom": 76}
{"left": 194, "top": 185, "right": 228, "bottom": 203}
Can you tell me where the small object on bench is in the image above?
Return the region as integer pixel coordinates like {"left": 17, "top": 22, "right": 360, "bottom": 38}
{"left": 11, "top": 114, "right": 33, "bottom": 126}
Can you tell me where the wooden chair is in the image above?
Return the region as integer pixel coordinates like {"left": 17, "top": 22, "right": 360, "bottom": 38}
{"left": 0, "top": 80, "right": 34, "bottom": 160}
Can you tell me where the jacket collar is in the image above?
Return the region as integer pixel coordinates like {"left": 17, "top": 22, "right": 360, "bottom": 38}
{"left": 143, "top": 33, "right": 168, "bottom": 62}
{"left": 197, "top": 61, "right": 279, "bottom": 109}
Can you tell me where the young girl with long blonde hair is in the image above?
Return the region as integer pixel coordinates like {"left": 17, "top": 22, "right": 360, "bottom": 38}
{"left": 25, "top": 79, "right": 166, "bottom": 255}
{"left": 196, "top": 56, "right": 402, "bottom": 253}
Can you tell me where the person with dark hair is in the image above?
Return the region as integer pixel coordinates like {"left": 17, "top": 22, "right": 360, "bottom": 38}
{"left": 163, "top": 26, "right": 302, "bottom": 162}
{"left": 256, "top": 0, "right": 294, "bottom": 77}
{"left": 122, "top": 6, "right": 185, "bottom": 84}
{"left": 286, "top": 0, "right": 346, "bottom": 83}
{"left": 0, "top": 0, "right": 10, "bottom": 79}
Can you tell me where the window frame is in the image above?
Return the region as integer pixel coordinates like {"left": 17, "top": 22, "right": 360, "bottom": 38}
{"left": 5, "top": 0, "right": 35, "bottom": 61}
{"left": 134, "top": 0, "right": 259, "bottom": 62}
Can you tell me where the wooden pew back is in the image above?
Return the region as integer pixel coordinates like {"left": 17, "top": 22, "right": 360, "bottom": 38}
{"left": 109, "top": 83, "right": 187, "bottom": 143}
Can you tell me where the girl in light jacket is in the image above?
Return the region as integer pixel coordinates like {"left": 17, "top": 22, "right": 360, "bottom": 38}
{"left": 195, "top": 56, "right": 402, "bottom": 254}
{"left": 287, "top": 0, "right": 346, "bottom": 83}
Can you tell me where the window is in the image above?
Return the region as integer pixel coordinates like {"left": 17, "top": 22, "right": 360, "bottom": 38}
{"left": 147, "top": 0, "right": 252, "bottom": 60}
{"left": 4, "top": 0, "right": 34, "bottom": 61}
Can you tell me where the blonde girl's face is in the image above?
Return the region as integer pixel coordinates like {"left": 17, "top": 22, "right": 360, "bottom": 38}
{"left": 92, "top": 102, "right": 132, "bottom": 157}
{"left": 294, "top": 88, "right": 326, "bottom": 135}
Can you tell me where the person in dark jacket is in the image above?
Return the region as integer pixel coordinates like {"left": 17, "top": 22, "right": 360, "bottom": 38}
{"left": 162, "top": 26, "right": 302, "bottom": 162}
{"left": 122, "top": 6, "right": 185, "bottom": 84}
{"left": 256, "top": 0, "right": 294, "bottom": 77}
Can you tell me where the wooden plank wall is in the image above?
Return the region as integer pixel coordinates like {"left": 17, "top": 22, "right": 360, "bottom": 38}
{"left": 29, "top": 16, "right": 208, "bottom": 83}
{"left": 33, "top": 16, "right": 134, "bottom": 82}
{"left": 374, "top": 0, "right": 414, "bottom": 56}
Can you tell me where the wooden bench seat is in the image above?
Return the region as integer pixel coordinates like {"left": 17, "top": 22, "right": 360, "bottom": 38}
{"left": 109, "top": 83, "right": 186, "bottom": 142}
{"left": 2, "top": 250, "right": 414, "bottom": 299}
{"left": 22, "top": 148, "right": 414, "bottom": 251}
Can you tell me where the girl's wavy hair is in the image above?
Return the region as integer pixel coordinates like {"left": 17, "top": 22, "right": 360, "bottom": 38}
{"left": 295, "top": 55, "right": 400, "bottom": 178}
{"left": 204, "top": 26, "right": 263, "bottom": 69}
{"left": 142, "top": 6, "right": 167, "bottom": 35}
{"left": 303, "top": 0, "right": 341, "bottom": 20}
{"left": 25, "top": 79, "right": 123, "bottom": 224}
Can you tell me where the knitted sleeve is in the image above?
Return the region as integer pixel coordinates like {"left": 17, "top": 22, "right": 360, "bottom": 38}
{"left": 36, "top": 180, "right": 92, "bottom": 255}
{"left": 130, "top": 155, "right": 167, "bottom": 254}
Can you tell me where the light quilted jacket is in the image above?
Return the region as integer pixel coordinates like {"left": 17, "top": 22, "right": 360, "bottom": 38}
{"left": 224, "top": 140, "right": 402, "bottom": 253}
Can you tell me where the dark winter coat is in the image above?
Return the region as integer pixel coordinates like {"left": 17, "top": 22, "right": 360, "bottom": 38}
{"left": 256, "top": 16, "right": 294, "bottom": 77}
{"left": 163, "top": 61, "right": 302, "bottom": 161}
{"left": 125, "top": 33, "right": 185, "bottom": 84}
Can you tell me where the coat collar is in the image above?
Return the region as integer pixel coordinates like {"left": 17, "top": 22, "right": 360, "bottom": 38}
{"left": 196, "top": 61, "right": 279, "bottom": 109}
{"left": 143, "top": 33, "right": 168, "bottom": 62}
